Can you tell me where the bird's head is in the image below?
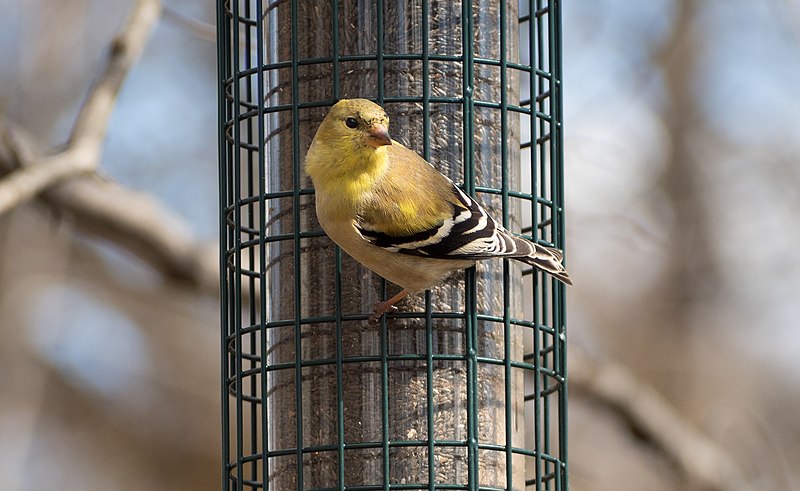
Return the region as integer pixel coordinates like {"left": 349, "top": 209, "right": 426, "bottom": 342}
{"left": 315, "top": 99, "right": 392, "bottom": 154}
{"left": 306, "top": 99, "right": 393, "bottom": 199}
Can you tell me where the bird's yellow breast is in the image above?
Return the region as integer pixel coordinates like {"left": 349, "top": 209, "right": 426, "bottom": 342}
{"left": 305, "top": 137, "right": 389, "bottom": 209}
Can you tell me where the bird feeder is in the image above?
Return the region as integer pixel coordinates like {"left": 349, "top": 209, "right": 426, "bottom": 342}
{"left": 218, "top": 0, "right": 567, "bottom": 489}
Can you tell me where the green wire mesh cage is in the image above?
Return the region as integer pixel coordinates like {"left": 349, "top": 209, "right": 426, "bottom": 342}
{"left": 218, "top": 0, "right": 566, "bottom": 489}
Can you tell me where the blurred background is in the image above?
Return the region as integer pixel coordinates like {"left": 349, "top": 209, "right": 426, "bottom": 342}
{"left": 0, "top": 0, "right": 798, "bottom": 490}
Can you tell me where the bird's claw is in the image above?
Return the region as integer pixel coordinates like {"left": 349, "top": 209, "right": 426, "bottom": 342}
{"left": 368, "top": 303, "right": 398, "bottom": 324}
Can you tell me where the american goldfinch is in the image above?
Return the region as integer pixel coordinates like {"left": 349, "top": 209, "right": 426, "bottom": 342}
{"left": 305, "top": 99, "right": 572, "bottom": 321}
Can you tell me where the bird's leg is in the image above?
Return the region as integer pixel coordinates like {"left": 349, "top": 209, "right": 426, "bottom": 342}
{"left": 369, "top": 289, "right": 409, "bottom": 323}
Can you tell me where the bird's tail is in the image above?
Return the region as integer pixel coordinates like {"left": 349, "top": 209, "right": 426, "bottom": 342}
{"left": 518, "top": 243, "right": 573, "bottom": 286}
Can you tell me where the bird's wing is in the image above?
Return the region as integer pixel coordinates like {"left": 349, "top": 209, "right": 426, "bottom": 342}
{"left": 354, "top": 143, "right": 539, "bottom": 259}
{"left": 358, "top": 178, "right": 519, "bottom": 257}
{"left": 354, "top": 142, "right": 573, "bottom": 285}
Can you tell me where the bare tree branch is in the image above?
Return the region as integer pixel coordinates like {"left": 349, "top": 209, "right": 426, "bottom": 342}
{"left": 0, "top": 0, "right": 162, "bottom": 216}
{"left": 0, "top": 121, "right": 218, "bottom": 292}
{"left": 45, "top": 174, "right": 218, "bottom": 292}
{"left": 163, "top": 5, "right": 216, "bottom": 42}
{"left": 0, "top": 0, "right": 218, "bottom": 294}
{"left": 0, "top": 124, "right": 101, "bottom": 215}
{"left": 570, "top": 347, "right": 744, "bottom": 491}
{"left": 0, "top": 127, "right": 93, "bottom": 215}
{"left": 70, "top": 0, "right": 162, "bottom": 151}
{"left": 653, "top": 0, "right": 719, "bottom": 310}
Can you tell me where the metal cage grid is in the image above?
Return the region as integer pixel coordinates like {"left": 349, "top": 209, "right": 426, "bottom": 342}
{"left": 218, "top": 0, "right": 566, "bottom": 489}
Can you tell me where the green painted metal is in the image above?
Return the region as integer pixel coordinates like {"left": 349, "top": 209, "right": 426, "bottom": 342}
{"left": 218, "top": 0, "right": 567, "bottom": 489}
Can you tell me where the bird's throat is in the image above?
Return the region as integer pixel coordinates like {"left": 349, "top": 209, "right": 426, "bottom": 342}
{"left": 340, "top": 148, "right": 388, "bottom": 196}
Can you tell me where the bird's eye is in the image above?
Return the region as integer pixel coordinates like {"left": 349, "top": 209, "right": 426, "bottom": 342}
{"left": 345, "top": 117, "right": 358, "bottom": 129}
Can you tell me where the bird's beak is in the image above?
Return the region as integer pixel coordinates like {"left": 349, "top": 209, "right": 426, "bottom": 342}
{"left": 365, "top": 124, "right": 392, "bottom": 148}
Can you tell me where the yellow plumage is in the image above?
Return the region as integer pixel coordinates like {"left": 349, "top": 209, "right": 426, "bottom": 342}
{"left": 305, "top": 99, "right": 571, "bottom": 320}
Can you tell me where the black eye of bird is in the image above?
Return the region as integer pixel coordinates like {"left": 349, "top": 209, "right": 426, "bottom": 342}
{"left": 345, "top": 117, "right": 358, "bottom": 129}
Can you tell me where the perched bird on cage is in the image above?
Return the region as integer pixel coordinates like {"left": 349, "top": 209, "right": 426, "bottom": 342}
{"left": 305, "top": 98, "right": 572, "bottom": 321}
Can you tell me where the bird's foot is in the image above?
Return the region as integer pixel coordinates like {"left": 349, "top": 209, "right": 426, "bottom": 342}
{"left": 368, "top": 289, "right": 409, "bottom": 324}
{"left": 369, "top": 303, "right": 398, "bottom": 325}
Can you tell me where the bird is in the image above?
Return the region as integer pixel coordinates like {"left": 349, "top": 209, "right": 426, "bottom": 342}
{"left": 304, "top": 99, "right": 572, "bottom": 322}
